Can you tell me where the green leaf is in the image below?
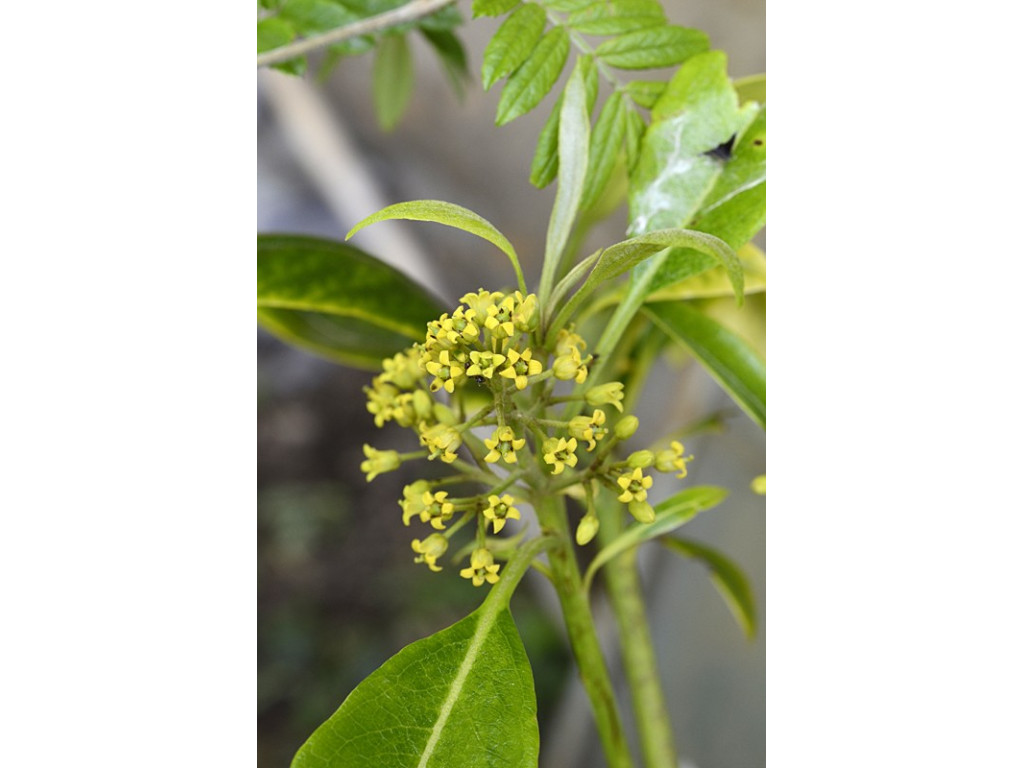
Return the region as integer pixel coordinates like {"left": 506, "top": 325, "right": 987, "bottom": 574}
{"left": 595, "top": 26, "right": 708, "bottom": 70}
{"left": 291, "top": 608, "right": 538, "bottom": 768}
{"left": 643, "top": 242, "right": 765, "bottom": 301}
{"left": 290, "top": 536, "right": 553, "bottom": 768}
{"left": 278, "top": 0, "right": 359, "bottom": 34}
{"left": 257, "top": 17, "right": 305, "bottom": 75}
{"left": 472, "top": 0, "right": 520, "bottom": 17}
{"left": 421, "top": 28, "right": 469, "bottom": 99}
{"left": 580, "top": 91, "right": 627, "bottom": 211}
{"left": 733, "top": 72, "right": 766, "bottom": 105}
{"left": 686, "top": 106, "right": 766, "bottom": 247}
{"left": 662, "top": 537, "right": 757, "bottom": 640}
{"left": 583, "top": 486, "right": 728, "bottom": 591}
{"left": 481, "top": 3, "right": 547, "bottom": 90}
{"left": 372, "top": 34, "right": 415, "bottom": 131}
{"left": 623, "top": 106, "right": 645, "bottom": 171}
{"left": 347, "top": 200, "right": 526, "bottom": 292}
{"left": 645, "top": 301, "right": 765, "bottom": 427}
{"left": 567, "top": 0, "right": 665, "bottom": 36}
{"left": 529, "top": 94, "right": 563, "bottom": 188}
{"left": 629, "top": 51, "right": 764, "bottom": 251}
{"left": 257, "top": 234, "right": 444, "bottom": 369}
{"left": 495, "top": 26, "right": 569, "bottom": 126}
{"left": 623, "top": 80, "right": 667, "bottom": 110}
{"left": 538, "top": 57, "right": 590, "bottom": 305}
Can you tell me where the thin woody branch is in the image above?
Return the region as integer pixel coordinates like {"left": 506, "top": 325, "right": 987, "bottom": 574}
{"left": 257, "top": 0, "right": 456, "bottom": 67}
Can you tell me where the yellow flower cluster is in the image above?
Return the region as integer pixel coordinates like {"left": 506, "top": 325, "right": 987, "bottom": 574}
{"left": 360, "top": 287, "right": 696, "bottom": 587}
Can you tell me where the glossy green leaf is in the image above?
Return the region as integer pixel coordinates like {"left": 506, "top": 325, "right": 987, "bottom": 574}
{"left": 583, "top": 486, "right": 728, "bottom": 591}
{"left": 290, "top": 537, "right": 554, "bottom": 768}
{"left": 538, "top": 59, "right": 590, "bottom": 305}
{"left": 623, "top": 80, "right": 667, "bottom": 110}
{"left": 472, "top": 0, "right": 520, "bottom": 17}
{"left": 495, "top": 27, "right": 569, "bottom": 126}
{"left": 595, "top": 26, "right": 708, "bottom": 70}
{"left": 372, "top": 34, "right": 414, "bottom": 131}
{"left": 733, "top": 73, "right": 766, "bottom": 105}
{"left": 645, "top": 301, "right": 765, "bottom": 427}
{"left": 347, "top": 200, "right": 526, "bottom": 292}
{"left": 257, "top": 234, "right": 443, "bottom": 369}
{"left": 662, "top": 537, "right": 757, "bottom": 640}
{"left": 291, "top": 609, "right": 538, "bottom": 768}
{"left": 580, "top": 91, "right": 627, "bottom": 211}
{"left": 482, "top": 3, "right": 547, "bottom": 90}
{"left": 421, "top": 28, "right": 469, "bottom": 99}
{"left": 529, "top": 94, "right": 563, "bottom": 188}
{"left": 629, "top": 51, "right": 764, "bottom": 249}
{"left": 567, "top": 0, "right": 665, "bottom": 36}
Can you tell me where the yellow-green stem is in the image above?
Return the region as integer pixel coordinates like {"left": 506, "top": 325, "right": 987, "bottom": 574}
{"left": 597, "top": 498, "right": 678, "bottom": 768}
{"left": 535, "top": 493, "right": 634, "bottom": 768}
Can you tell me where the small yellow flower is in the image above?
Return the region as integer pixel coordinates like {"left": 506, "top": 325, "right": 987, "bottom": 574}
{"left": 483, "top": 494, "right": 521, "bottom": 534}
{"left": 460, "top": 548, "right": 501, "bottom": 586}
{"left": 424, "top": 349, "right": 466, "bottom": 394}
{"left": 484, "top": 295, "right": 518, "bottom": 339}
{"left": 552, "top": 346, "right": 588, "bottom": 383}
{"left": 411, "top": 534, "right": 448, "bottom": 572}
{"left": 466, "top": 350, "right": 506, "bottom": 379}
{"left": 555, "top": 328, "right": 586, "bottom": 358}
{"left": 436, "top": 307, "right": 480, "bottom": 346}
{"left": 616, "top": 467, "right": 653, "bottom": 503}
{"left": 511, "top": 291, "right": 539, "bottom": 332}
{"left": 543, "top": 436, "right": 579, "bottom": 475}
{"left": 364, "top": 379, "right": 402, "bottom": 427}
{"left": 420, "top": 423, "right": 462, "bottom": 463}
{"left": 459, "top": 289, "right": 504, "bottom": 319}
{"left": 751, "top": 474, "right": 766, "bottom": 495}
{"left": 568, "top": 409, "right": 608, "bottom": 452}
{"left": 483, "top": 426, "right": 526, "bottom": 464}
{"left": 654, "top": 440, "right": 694, "bottom": 478}
{"left": 420, "top": 490, "right": 455, "bottom": 530}
{"left": 499, "top": 348, "right": 543, "bottom": 390}
{"left": 379, "top": 348, "right": 423, "bottom": 390}
{"left": 360, "top": 445, "right": 401, "bottom": 482}
{"left": 400, "top": 480, "right": 432, "bottom": 526}
{"left": 585, "top": 381, "right": 625, "bottom": 412}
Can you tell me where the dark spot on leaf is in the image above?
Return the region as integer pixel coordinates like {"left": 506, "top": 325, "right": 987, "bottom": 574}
{"left": 704, "top": 134, "right": 736, "bottom": 161}
{"left": 753, "top": 139, "right": 764, "bottom": 146}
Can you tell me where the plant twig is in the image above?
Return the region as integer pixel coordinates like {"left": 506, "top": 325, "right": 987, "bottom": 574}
{"left": 257, "top": 0, "right": 456, "bottom": 67}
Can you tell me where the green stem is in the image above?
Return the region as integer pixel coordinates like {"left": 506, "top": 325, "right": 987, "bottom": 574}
{"left": 597, "top": 499, "right": 678, "bottom": 768}
{"left": 535, "top": 493, "right": 634, "bottom": 768}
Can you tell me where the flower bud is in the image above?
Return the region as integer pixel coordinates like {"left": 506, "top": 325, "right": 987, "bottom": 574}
{"left": 575, "top": 514, "right": 600, "bottom": 546}
{"left": 360, "top": 445, "right": 401, "bottom": 482}
{"left": 614, "top": 415, "right": 639, "bottom": 440}
{"left": 413, "top": 389, "right": 433, "bottom": 420}
{"left": 627, "top": 450, "right": 654, "bottom": 469}
{"left": 628, "top": 500, "right": 655, "bottom": 523}
{"left": 584, "top": 382, "right": 624, "bottom": 412}
{"left": 411, "top": 533, "right": 448, "bottom": 572}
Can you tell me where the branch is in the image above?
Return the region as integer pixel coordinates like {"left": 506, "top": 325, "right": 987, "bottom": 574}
{"left": 257, "top": 0, "right": 456, "bottom": 68}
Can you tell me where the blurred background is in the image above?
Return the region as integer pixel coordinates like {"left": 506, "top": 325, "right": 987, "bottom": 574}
{"left": 258, "top": 1, "right": 765, "bottom": 765}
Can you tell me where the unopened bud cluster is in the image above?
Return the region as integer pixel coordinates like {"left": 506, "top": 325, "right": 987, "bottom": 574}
{"left": 359, "top": 289, "right": 694, "bottom": 584}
